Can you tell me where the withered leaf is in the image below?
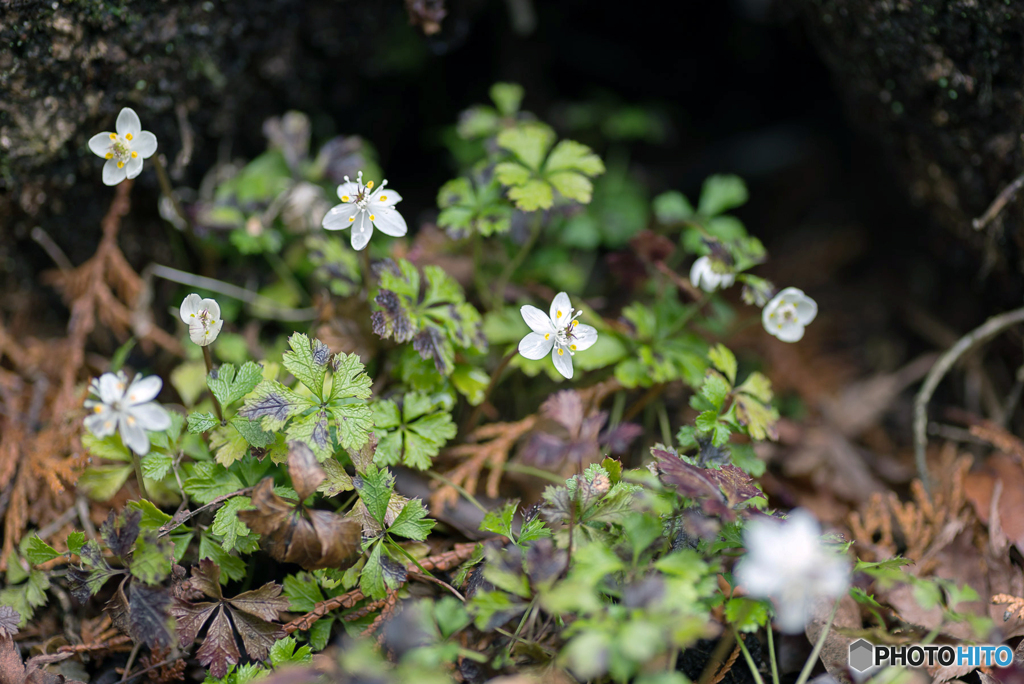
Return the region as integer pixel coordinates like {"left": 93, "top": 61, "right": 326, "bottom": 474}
{"left": 104, "top": 578, "right": 131, "bottom": 636}
{"left": 412, "top": 327, "right": 451, "bottom": 375}
{"left": 189, "top": 559, "right": 223, "bottom": 600}
{"left": 0, "top": 608, "right": 19, "bottom": 638}
{"left": 522, "top": 390, "right": 608, "bottom": 467}
{"left": 372, "top": 289, "right": 415, "bottom": 343}
{"left": 288, "top": 441, "right": 326, "bottom": 501}
{"left": 226, "top": 582, "right": 288, "bottom": 622}
{"left": 238, "top": 479, "right": 360, "bottom": 570}
{"left": 196, "top": 607, "right": 239, "bottom": 680}
{"left": 173, "top": 599, "right": 218, "bottom": 647}
{"left": 348, "top": 432, "right": 378, "bottom": 473}
{"left": 653, "top": 448, "right": 762, "bottom": 520}
{"left": 128, "top": 582, "right": 175, "bottom": 648}
{"left": 231, "top": 609, "right": 282, "bottom": 661}
{"left": 101, "top": 509, "right": 141, "bottom": 561}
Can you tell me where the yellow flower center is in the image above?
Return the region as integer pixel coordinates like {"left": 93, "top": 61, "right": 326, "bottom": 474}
{"left": 557, "top": 349, "right": 564, "bottom": 356}
{"left": 117, "top": 161, "right": 124, "bottom": 168}
{"left": 131, "top": 151, "right": 138, "bottom": 158}
{"left": 366, "top": 180, "right": 374, "bottom": 189}
{"left": 109, "top": 133, "right": 117, "bottom": 140}
{"left": 380, "top": 195, "right": 387, "bottom": 201}
{"left": 125, "top": 133, "right": 133, "bottom": 141}
{"left": 93, "top": 405, "right": 103, "bottom": 413}
{"left": 342, "top": 195, "right": 350, "bottom": 202}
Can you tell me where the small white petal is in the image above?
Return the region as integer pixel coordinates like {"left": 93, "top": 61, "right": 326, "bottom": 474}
{"left": 189, "top": 318, "right": 222, "bottom": 346}
{"left": 84, "top": 406, "right": 118, "bottom": 438}
{"left": 774, "top": 323, "right": 805, "bottom": 343}
{"left": 518, "top": 332, "right": 554, "bottom": 360}
{"left": 322, "top": 203, "right": 360, "bottom": 231}
{"left": 124, "top": 156, "right": 144, "bottom": 179}
{"left": 551, "top": 345, "right": 574, "bottom": 379}
{"left": 132, "top": 131, "right": 158, "bottom": 159}
{"left": 179, "top": 294, "right": 203, "bottom": 323}
{"left": 119, "top": 415, "right": 150, "bottom": 455}
{"left": 350, "top": 211, "right": 373, "bottom": 251}
{"left": 549, "top": 292, "right": 572, "bottom": 326}
{"left": 371, "top": 187, "right": 402, "bottom": 207}
{"left": 570, "top": 324, "right": 598, "bottom": 351}
{"left": 102, "top": 158, "right": 127, "bottom": 186}
{"left": 98, "top": 372, "right": 126, "bottom": 404}
{"left": 370, "top": 207, "right": 407, "bottom": 237}
{"left": 200, "top": 298, "right": 221, "bottom": 320}
{"left": 128, "top": 402, "right": 171, "bottom": 431}
{"left": 88, "top": 133, "right": 113, "bottom": 158}
{"left": 116, "top": 107, "right": 142, "bottom": 138}
{"left": 521, "top": 305, "right": 555, "bottom": 334}
{"left": 126, "top": 375, "right": 163, "bottom": 404}
{"left": 336, "top": 181, "right": 360, "bottom": 201}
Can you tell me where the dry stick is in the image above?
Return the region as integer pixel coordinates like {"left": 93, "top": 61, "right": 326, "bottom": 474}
{"left": 973, "top": 172, "right": 1024, "bottom": 231}
{"left": 913, "top": 305, "right": 1024, "bottom": 491}
{"left": 120, "top": 641, "right": 142, "bottom": 683}
{"left": 202, "top": 346, "right": 225, "bottom": 425}
{"left": 157, "top": 486, "right": 254, "bottom": 536}
{"left": 58, "top": 635, "right": 133, "bottom": 653}
{"left": 709, "top": 642, "right": 743, "bottom": 684}
{"left": 151, "top": 154, "right": 192, "bottom": 233}
{"left": 696, "top": 626, "right": 736, "bottom": 684}
{"left": 462, "top": 348, "right": 518, "bottom": 434}
{"left": 623, "top": 383, "right": 666, "bottom": 423}
{"left": 122, "top": 657, "right": 178, "bottom": 684}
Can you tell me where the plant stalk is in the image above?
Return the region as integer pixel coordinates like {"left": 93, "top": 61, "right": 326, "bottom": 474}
{"left": 766, "top": 626, "right": 780, "bottom": 684}
{"left": 794, "top": 598, "right": 841, "bottom": 684}
{"left": 130, "top": 451, "right": 150, "bottom": 501}
{"left": 151, "top": 154, "right": 192, "bottom": 234}
{"left": 202, "top": 346, "right": 225, "bottom": 425}
{"left": 735, "top": 630, "right": 767, "bottom": 684}
{"left": 493, "top": 212, "right": 543, "bottom": 308}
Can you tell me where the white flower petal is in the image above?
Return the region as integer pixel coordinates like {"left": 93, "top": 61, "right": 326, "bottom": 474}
{"left": 322, "top": 203, "right": 360, "bottom": 231}
{"left": 370, "top": 207, "right": 407, "bottom": 237}
{"left": 98, "top": 372, "right": 126, "bottom": 404}
{"left": 84, "top": 406, "right": 118, "bottom": 438}
{"left": 88, "top": 133, "right": 113, "bottom": 158}
{"left": 520, "top": 305, "right": 554, "bottom": 334}
{"left": 518, "top": 332, "right": 554, "bottom": 360}
{"left": 126, "top": 375, "right": 163, "bottom": 405}
{"left": 189, "top": 318, "right": 222, "bottom": 346}
{"left": 128, "top": 402, "right": 171, "bottom": 431}
{"left": 102, "top": 158, "right": 127, "bottom": 186}
{"left": 350, "top": 211, "right": 373, "bottom": 251}
{"left": 551, "top": 345, "right": 574, "bottom": 379}
{"left": 690, "top": 256, "right": 711, "bottom": 290}
{"left": 774, "top": 323, "right": 805, "bottom": 343}
{"left": 179, "top": 294, "right": 203, "bottom": 323}
{"left": 119, "top": 415, "right": 150, "bottom": 455}
{"left": 201, "top": 298, "right": 220, "bottom": 320}
{"left": 549, "top": 292, "right": 572, "bottom": 326}
{"left": 336, "top": 181, "right": 360, "bottom": 201}
{"left": 570, "top": 324, "right": 598, "bottom": 351}
{"left": 132, "top": 131, "right": 158, "bottom": 159}
{"left": 371, "top": 187, "right": 402, "bottom": 207}
{"left": 116, "top": 107, "right": 142, "bottom": 138}
{"left": 124, "top": 156, "right": 144, "bottom": 179}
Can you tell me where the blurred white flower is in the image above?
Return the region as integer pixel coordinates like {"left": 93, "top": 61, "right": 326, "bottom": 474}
{"left": 321, "top": 170, "right": 407, "bottom": 251}
{"left": 518, "top": 292, "right": 598, "bottom": 380}
{"left": 179, "top": 294, "right": 223, "bottom": 346}
{"left": 84, "top": 371, "right": 171, "bottom": 456}
{"left": 88, "top": 108, "right": 158, "bottom": 186}
{"left": 689, "top": 256, "right": 735, "bottom": 292}
{"left": 734, "top": 509, "right": 850, "bottom": 633}
{"left": 762, "top": 287, "right": 817, "bottom": 342}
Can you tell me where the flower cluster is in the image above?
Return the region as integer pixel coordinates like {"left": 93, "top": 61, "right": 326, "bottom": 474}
{"left": 322, "top": 171, "right": 408, "bottom": 250}
{"left": 88, "top": 108, "right": 158, "bottom": 186}
{"left": 518, "top": 292, "right": 598, "bottom": 380}
{"left": 84, "top": 371, "right": 171, "bottom": 455}
{"left": 179, "top": 294, "right": 224, "bottom": 346}
{"left": 734, "top": 509, "right": 850, "bottom": 633}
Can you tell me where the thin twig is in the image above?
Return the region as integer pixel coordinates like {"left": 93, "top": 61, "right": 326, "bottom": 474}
{"left": 35, "top": 506, "right": 80, "bottom": 541}
{"left": 913, "top": 306, "right": 1024, "bottom": 490}
{"left": 120, "top": 641, "right": 141, "bottom": 683}
{"left": 202, "top": 346, "right": 225, "bottom": 424}
{"left": 30, "top": 227, "right": 73, "bottom": 272}
{"left": 157, "top": 486, "right": 254, "bottom": 536}
{"left": 697, "top": 631, "right": 737, "bottom": 684}
{"left": 974, "top": 172, "right": 1024, "bottom": 231}
{"left": 145, "top": 264, "right": 317, "bottom": 322}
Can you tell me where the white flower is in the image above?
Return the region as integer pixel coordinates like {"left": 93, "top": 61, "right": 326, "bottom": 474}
{"left": 88, "top": 108, "right": 158, "bottom": 186}
{"left": 689, "top": 256, "right": 735, "bottom": 292}
{"left": 734, "top": 509, "right": 850, "bottom": 633}
{"left": 762, "top": 287, "right": 817, "bottom": 342}
{"left": 321, "top": 171, "right": 407, "bottom": 251}
{"left": 84, "top": 371, "right": 171, "bottom": 456}
{"left": 518, "top": 292, "right": 599, "bottom": 380}
{"left": 179, "top": 294, "right": 224, "bottom": 346}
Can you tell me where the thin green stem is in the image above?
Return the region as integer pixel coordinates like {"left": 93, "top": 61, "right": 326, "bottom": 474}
{"left": 463, "top": 348, "right": 518, "bottom": 434}
{"left": 423, "top": 469, "right": 486, "bottom": 513}
{"left": 608, "top": 391, "right": 625, "bottom": 429}
{"left": 151, "top": 154, "right": 192, "bottom": 234}
{"left": 657, "top": 400, "right": 672, "bottom": 444}
{"left": 130, "top": 451, "right": 150, "bottom": 501}
{"left": 493, "top": 212, "right": 544, "bottom": 308}
{"left": 202, "top": 346, "right": 225, "bottom": 425}
{"left": 735, "top": 630, "right": 767, "bottom": 684}
{"left": 502, "top": 461, "right": 565, "bottom": 484}
{"left": 766, "top": 626, "right": 780, "bottom": 684}
{"left": 794, "top": 598, "right": 841, "bottom": 684}
{"left": 266, "top": 250, "right": 309, "bottom": 304}
{"left": 664, "top": 293, "right": 711, "bottom": 338}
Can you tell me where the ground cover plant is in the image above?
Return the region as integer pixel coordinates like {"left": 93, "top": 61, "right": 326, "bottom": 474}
{"left": 6, "top": 10, "right": 1024, "bottom": 684}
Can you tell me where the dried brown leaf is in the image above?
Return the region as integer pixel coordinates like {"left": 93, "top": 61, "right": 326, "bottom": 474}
{"left": 288, "top": 441, "right": 326, "bottom": 501}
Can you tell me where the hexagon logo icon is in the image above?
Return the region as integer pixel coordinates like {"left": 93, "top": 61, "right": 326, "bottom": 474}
{"left": 849, "top": 639, "right": 874, "bottom": 672}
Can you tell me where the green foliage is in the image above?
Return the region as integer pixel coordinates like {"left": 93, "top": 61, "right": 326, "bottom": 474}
{"left": 437, "top": 174, "right": 513, "bottom": 237}
{"left": 372, "top": 392, "right": 456, "bottom": 470}
{"left": 614, "top": 296, "right": 709, "bottom": 389}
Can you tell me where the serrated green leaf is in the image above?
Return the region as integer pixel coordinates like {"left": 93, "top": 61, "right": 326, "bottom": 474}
{"left": 479, "top": 500, "right": 517, "bottom": 539}
{"left": 283, "top": 573, "right": 324, "bottom": 612}
{"left": 507, "top": 179, "right": 553, "bottom": 211}
{"left": 354, "top": 467, "right": 394, "bottom": 527}
{"left": 25, "top": 536, "right": 60, "bottom": 565}
{"left": 140, "top": 450, "right": 174, "bottom": 482}
{"left": 544, "top": 139, "right": 605, "bottom": 176}
{"left": 653, "top": 190, "right": 695, "bottom": 224}
{"left": 127, "top": 499, "right": 173, "bottom": 529}
{"left": 318, "top": 457, "right": 354, "bottom": 497}
{"left": 66, "top": 531, "right": 85, "bottom": 556}
{"left": 437, "top": 177, "right": 474, "bottom": 209}
{"left": 270, "top": 636, "right": 312, "bottom": 667}
{"left": 736, "top": 372, "right": 772, "bottom": 403}
{"left": 81, "top": 433, "right": 131, "bottom": 462}
{"left": 700, "top": 370, "right": 731, "bottom": 410}
{"left": 547, "top": 171, "right": 594, "bottom": 204}
{"left": 239, "top": 381, "right": 317, "bottom": 432}
{"left": 208, "top": 361, "right": 265, "bottom": 407}
{"left": 187, "top": 411, "right": 220, "bottom": 434}
{"left": 725, "top": 597, "right": 768, "bottom": 632}
{"left": 328, "top": 352, "right": 373, "bottom": 405}
{"left": 387, "top": 499, "right": 434, "bottom": 541}
{"left": 708, "top": 344, "right": 737, "bottom": 385}
{"left": 210, "top": 496, "right": 257, "bottom": 552}
{"left": 198, "top": 532, "right": 247, "bottom": 582}
{"left": 490, "top": 82, "right": 524, "bottom": 116}
{"left": 184, "top": 462, "right": 244, "bottom": 505}
{"left": 493, "top": 161, "right": 531, "bottom": 187}
{"left": 130, "top": 535, "right": 173, "bottom": 584}
{"left": 283, "top": 333, "right": 329, "bottom": 398}
{"left": 496, "top": 124, "right": 554, "bottom": 171}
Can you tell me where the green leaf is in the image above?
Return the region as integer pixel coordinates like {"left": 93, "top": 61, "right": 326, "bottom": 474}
{"left": 328, "top": 351, "right": 373, "bottom": 404}
{"left": 479, "top": 500, "right": 517, "bottom": 540}
{"left": 451, "top": 364, "right": 489, "bottom": 406}
{"left": 318, "top": 457, "right": 354, "bottom": 497}
{"left": 269, "top": 636, "right": 312, "bottom": 667}
{"left": 283, "top": 573, "right": 323, "bottom": 612}
{"left": 127, "top": 499, "right": 173, "bottom": 529}
{"left": 66, "top": 532, "right": 85, "bottom": 556}
{"left": 497, "top": 124, "right": 555, "bottom": 171}
{"left": 490, "top": 82, "right": 524, "bottom": 116}
{"left": 354, "top": 466, "right": 395, "bottom": 527}
{"left": 130, "top": 535, "right": 173, "bottom": 584}
{"left": 81, "top": 433, "right": 131, "bottom": 462}
{"left": 736, "top": 372, "right": 772, "bottom": 403}
{"left": 387, "top": 499, "right": 435, "bottom": 541}
{"left": 210, "top": 424, "right": 252, "bottom": 468}
{"left": 493, "top": 161, "right": 531, "bottom": 187}
{"left": 434, "top": 595, "right": 472, "bottom": 639}
{"left": 700, "top": 370, "right": 732, "bottom": 410}
{"left": 653, "top": 191, "right": 695, "bottom": 224}
{"left": 507, "top": 178, "right": 553, "bottom": 211}
{"left": 210, "top": 496, "right": 257, "bottom": 553}
{"left": 359, "top": 542, "right": 405, "bottom": 600}
{"left": 283, "top": 333, "right": 329, "bottom": 399}
{"left": 188, "top": 411, "right": 220, "bottom": 434}
{"left": 239, "top": 381, "right": 318, "bottom": 432}
{"left": 547, "top": 171, "right": 594, "bottom": 204}
{"left": 78, "top": 464, "right": 133, "bottom": 501}
{"left": 25, "top": 536, "right": 60, "bottom": 565}
{"left": 372, "top": 393, "right": 456, "bottom": 471}
{"left": 708, "top": 344, "right": 738, "bottom": 385}
{"left": 208, "top": 361, "right": 265, "bottom": 408}
{"left": 198, "top": 533, "right": 247, "bottom": 583}
{"left": 230, "top": 416, "right": 275, "bottom": 448}
{"left": 140, "top": 451, "right": 174, "bottom": 482}
{"left": 544, "top": 140, "right": 605, "bottom": 176}
{"left": 698, "top": 174, "right": 748, "bottom": 216}
{"left": 468, "top": 590, "right": 524, "bottom": 631}
{"left": 184, "top": 462, "right": 244, "bottom": 505}
{"left": 725, "top": 597, "right": 769, "bottom": 632}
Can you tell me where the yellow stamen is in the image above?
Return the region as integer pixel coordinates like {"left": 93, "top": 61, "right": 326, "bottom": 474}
{"left": 126, "top": 133, "right": 133, "bottom": 141}
{"left": 93, "top": 405, "right": 103, "bottom": 413}
{"left": 131, "top": 151, "right": 138, "bottom": 158}
{"left": 544, "top": 333, "right": 550, "bottom": 340}
{"left": 380, "top": 195, "right": 387, "bottom": 201}
{"left": 109, "top": 133, "right": 117, "bottom": 140}
{"left": 348, "top": 217, "right": 355, "bottom": 222}
{"left": 117, "top": 161, "right": 124, "bottom": 168}
{"left": 342, "top": 195, "right": 350, "bottom": 202}
{"left": 370, "top": 214, "right": 375, "bottom": 221}
{"left": 105, "top": 152, "right": 113, "bottom": 159}
{"left": 366, "top": 180, "right": 374, "bottom": 189}
{"left": 558, "top": 349, "right": 564, "bottom": 356}
{"left": 571, "top": 344, "right": 577, "bottom": 351}
{"left": 556, "top": 310, "right": 562, "bottom": 318}
{"left": 190, "top": 313, "right": 195, "bottom": 317}
{"left": 127, "top": 416, "right": 136, "bottom": 425}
